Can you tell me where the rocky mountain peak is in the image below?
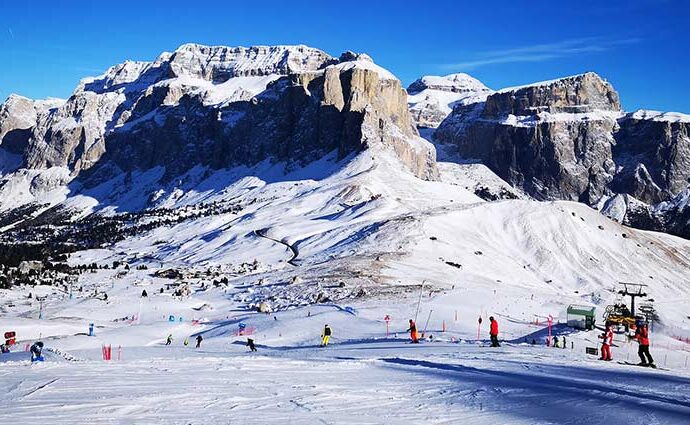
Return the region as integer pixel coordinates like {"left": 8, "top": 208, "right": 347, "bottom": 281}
{"left": 485, "top": 72, "right": 621, "bottom": 117}
{"left": 78, "top": 44, "right": 334, "bottom": 96}
{"left": 338, "top": 51, "right": 373, "bottom": 63}
{"left": 167, "top": 44, "right": 333, "bottom": 82}
{"left": 0, "top": 43, "right": 437, "bottom": 212}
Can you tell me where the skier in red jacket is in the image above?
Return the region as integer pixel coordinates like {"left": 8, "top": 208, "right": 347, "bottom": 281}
{"left": 599, "top": 323, "right": 614, "bottom": 361}
{"left": 489, "top": 316, "right": 500, "bottom": 347}
{"left": 407, "top": 319, "right": 419, "bottom": 343}
{"left": 633, "top": 320, "right": 655, "bottom": 367}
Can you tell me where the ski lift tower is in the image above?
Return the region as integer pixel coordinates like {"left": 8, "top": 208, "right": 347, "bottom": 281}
{"left": 618, "top": 283, "right": 647, "bottom": 317}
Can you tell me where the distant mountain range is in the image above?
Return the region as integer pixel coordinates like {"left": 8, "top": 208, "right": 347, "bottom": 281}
{"left": 1, "top": 43, "right": 688, "bottom": 239}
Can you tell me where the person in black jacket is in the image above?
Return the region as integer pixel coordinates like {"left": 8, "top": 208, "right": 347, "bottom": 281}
{"left": 195, "top": 335, "right": 203, "bottom": 348}
{"left": 321, "top": 324, "right": 332, "bottom": 347}
{"left": 30, "top": 341, "right": 44, "bottom": 362}
{"left": 247, "top": 338, "right": 257, "bottom": 352}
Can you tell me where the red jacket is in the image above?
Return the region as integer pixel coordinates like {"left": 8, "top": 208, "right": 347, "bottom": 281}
{"left": 603, "top": 328, "right": 613, "bottom": 345}
{"left": 635, "top": 326, "right": 650, "bottom": 346}
{"left": 490, "top": 320, "right": 498, "bottom": 336}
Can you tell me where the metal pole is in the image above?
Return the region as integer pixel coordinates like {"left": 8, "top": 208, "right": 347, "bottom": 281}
{"left": 422, "top": 310, "right": 433, "bottom": 338}
{"left": 414, "top": 280, "right": 425, "bottom": 323}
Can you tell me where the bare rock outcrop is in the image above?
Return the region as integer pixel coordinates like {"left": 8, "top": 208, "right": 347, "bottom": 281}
{"left": 0, "top": 44, "right": 437, "bottom": 211}
{"left": 434, "top": 72, "right": 690, "bottom": 238}
{"left": 435, "top": 73, "right": 622, "bottom": 202}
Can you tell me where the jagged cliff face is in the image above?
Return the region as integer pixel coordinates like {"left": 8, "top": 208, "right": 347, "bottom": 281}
{"left": 613, "top": 111, "right": 690, "bottom": 204}
{"left": 434, "top": 72, "right": 690, "bottom": 238}
{"left": 18, "top": 45, "right": 336, "bottom": 174}
{"left": 88, "top": 53, "right": 437, "bottom": 183}
{"left": 435, "top": 72, "right": 622, "bottom": 202}
{"left": 0, "top": 95, "right": 64, "bottom": 160}
{"left": 0, "top": 44, "right": 437, "bottom": 203}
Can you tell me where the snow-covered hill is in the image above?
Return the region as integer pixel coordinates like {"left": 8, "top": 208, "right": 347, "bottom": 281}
{"left": 2, "top": 143, "right": 690, "bottom": 423}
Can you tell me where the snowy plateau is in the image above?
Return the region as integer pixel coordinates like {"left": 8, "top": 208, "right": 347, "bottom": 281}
{"left": 0, "top": 44, "right": 689, "bottom": 425}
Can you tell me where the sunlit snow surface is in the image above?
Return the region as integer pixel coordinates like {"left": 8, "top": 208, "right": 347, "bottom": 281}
{"left": 1, "top": 148, "right": 690, "bottom": 424}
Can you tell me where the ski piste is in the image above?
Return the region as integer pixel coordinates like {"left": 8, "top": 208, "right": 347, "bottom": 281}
{"left": 618, "top": 361, "right": 669, "bottom": 371}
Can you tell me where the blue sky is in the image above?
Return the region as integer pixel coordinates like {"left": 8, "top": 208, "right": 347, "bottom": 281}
{"left": 1, "top": 0, "right": 688, "bottom": 111}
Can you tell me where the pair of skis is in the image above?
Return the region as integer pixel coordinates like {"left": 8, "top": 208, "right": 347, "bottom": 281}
{"left": 617, "top": 361, "right": 668, "bottom": 371}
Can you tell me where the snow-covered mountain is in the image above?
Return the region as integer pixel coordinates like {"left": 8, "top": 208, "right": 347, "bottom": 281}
{"left": 407, "top": 73, "right": 492, "bottom": 129}
{"left": 0, "top": 44, "right": 437, "bottom": 215}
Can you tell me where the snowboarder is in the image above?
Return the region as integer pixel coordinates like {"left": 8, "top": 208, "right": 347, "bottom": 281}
{"left": 141, "top": 289, "right": 148, "bottom": 297}
{"left": 247, "top": 338, "right": 257, "bottom": 352}
{"left": 633, "top": 320, "right": 655, "bottom": 367}
{"left": 489, "top": 316, "right": 500, "bottom": 347}
{"left": 321, "top": 324, "right": 332, "bottom": 347}
{"left": 30, "top": 341, "right": 44, "bottom": 362}
{"left": 195, "top": 335, "right": 203, "bottom": 348}
{"left": 165, "top": 334, "right": 173, "bottom": 346}
{"left": 407, "top": 319, "right": 419, "bottom": 343}
{"left": 599, "top": 323, "right": 613, "bottom": 361}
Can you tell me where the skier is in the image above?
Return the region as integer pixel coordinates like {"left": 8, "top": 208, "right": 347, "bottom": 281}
{"left": 407, "top": 319, "right": 419, "bottom": 343}
{"left": 247, "top": 338, "right": 257, "bottom": 352}
{"left": 165, "top": 334, "right": 173, "bottom": 346}
{"left": 633, "top": 320, "right": 655, "bottom": 367}
{"left": 30, "top": 341, "right": 44, "bottom": 362}
{"left": 321, "top": 324, "right": 332, "bottom": 347}
{"left": 599, "top": 323, "right": 613, "bottom": 361}
{"left": 141, "top": 289, "right": 148, "bottom": 298}
{"left": 489, "top": 316, "right": 500, "bottom": 347}
{"left": 183, "top": 337, "right": 189, "bottom": 346}
{"left": 195, "top": 335, "right": 203, "bottom": 348}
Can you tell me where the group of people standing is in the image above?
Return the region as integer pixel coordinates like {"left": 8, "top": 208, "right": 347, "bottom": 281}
{"left": 599, "top": 320, "right": 655, "bottom": 367}
{"left": 403, "top": 316, "right": 501, "bottom": 346}
{"left": 165, "top": 334, "right": 203, "bottom": 348}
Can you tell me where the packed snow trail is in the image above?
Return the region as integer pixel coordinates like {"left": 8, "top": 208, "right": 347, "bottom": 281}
{"left": 1, "top": 341, "right": 689, "bottom": 424}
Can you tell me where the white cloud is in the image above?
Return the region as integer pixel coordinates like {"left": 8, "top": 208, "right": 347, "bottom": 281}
{"left": 443, "top": 37, "right": 640, "bottom": 70}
